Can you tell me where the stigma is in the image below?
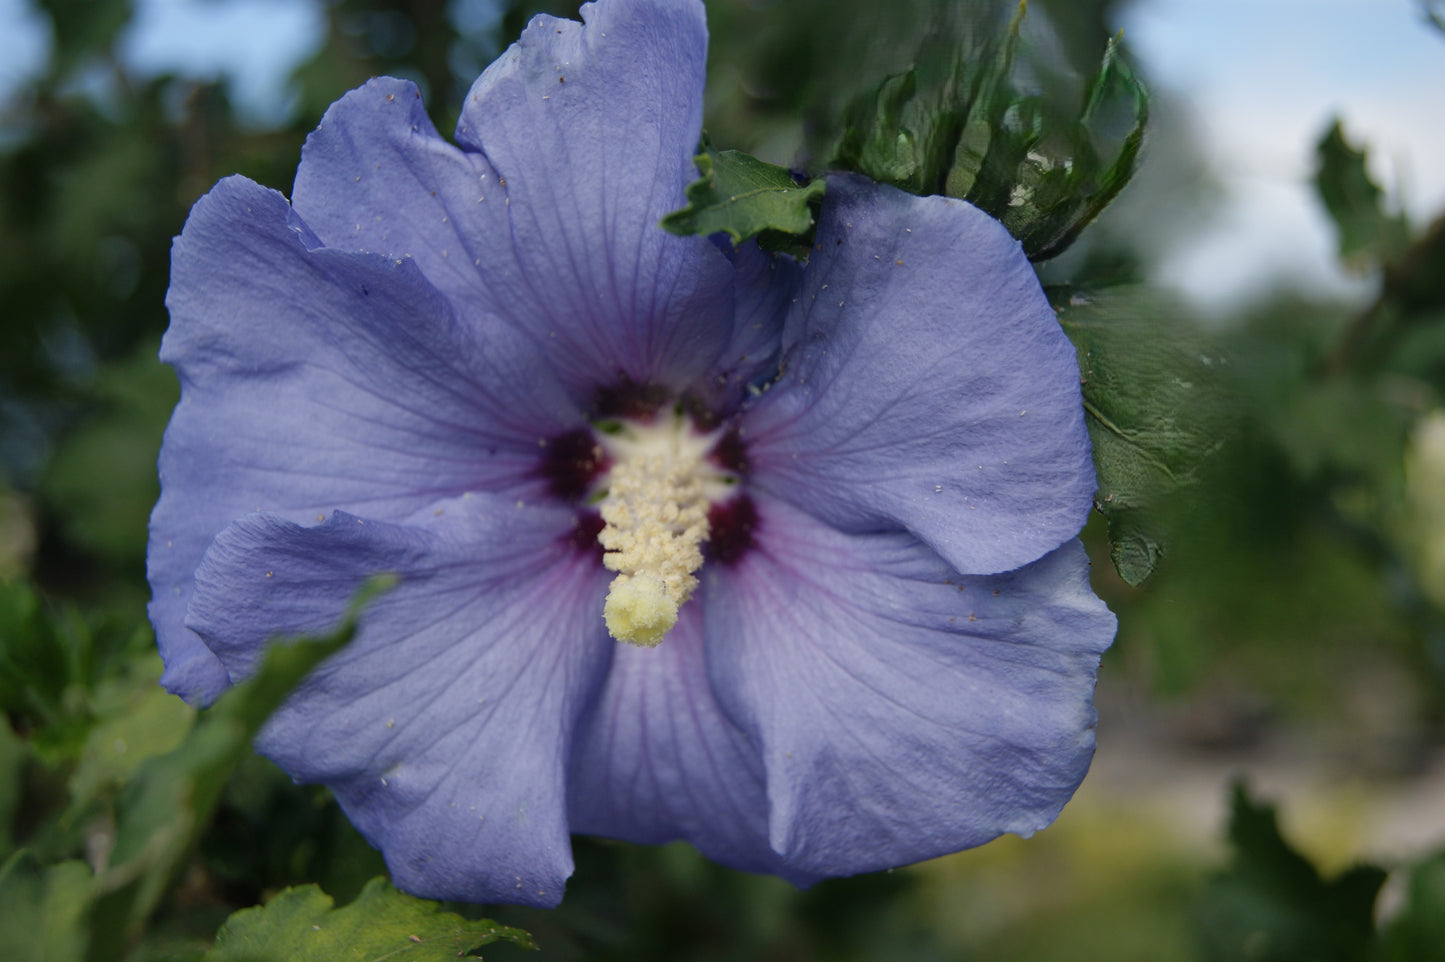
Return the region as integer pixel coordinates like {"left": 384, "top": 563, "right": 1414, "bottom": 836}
{"left": 595, "top": 411, "right": 732, "bottom": 646}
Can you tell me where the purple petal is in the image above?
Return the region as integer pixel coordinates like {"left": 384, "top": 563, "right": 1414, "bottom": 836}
{"left": 703, "top": 495, "right": 1115, "bottom": 877}
{"left": 450, "top": 0, "right": 740, "bottom": 393}
{"left": 290, "top": 77, "right": 508, "bottom": 319}
{"left": 692, "top": 242, "right": 798, "bottom": 417}
{"left": 741, "top": 175, "right": 1095, "bottom": 575}
{"left": 150, "top": 175, "right": 582, "bottom": 702}
{"left": 566, "top": 605, "right": 808, "bottom": 883}
{"left": 185, "top": 495, "right": 612, "bottom": 906}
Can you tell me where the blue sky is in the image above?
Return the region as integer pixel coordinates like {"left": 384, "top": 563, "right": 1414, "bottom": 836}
{"left": 2, "top": 0, "right": 1441, "bottom": 312}
{"left": 0, "top": 0, "right": 50, "bottom": 96}
{"left": 1119, "top": 0, "right": 1445, "bottom": 309}
{"left": 119, "top": 0, "right": 325, "bottom": 123}
{"left": 0, "top": 0, "right": 324, "bottom": 124}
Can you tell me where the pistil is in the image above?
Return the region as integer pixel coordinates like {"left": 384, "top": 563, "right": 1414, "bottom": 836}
{"left": 595, "top": 414, "right": 726, "bottom": 646}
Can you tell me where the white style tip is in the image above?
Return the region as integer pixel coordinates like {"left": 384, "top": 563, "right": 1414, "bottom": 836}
{"left": 603, "top": 574, "right": 678, "bottom": 647}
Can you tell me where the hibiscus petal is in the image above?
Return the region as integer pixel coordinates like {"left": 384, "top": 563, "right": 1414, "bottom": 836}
{"left": 451, "top": 0, "right": 740, "bottom": 394}
{"left": 151, "top": 175, "right": 582, "bottom": 702}
{"left": 703, "top": 496, "right": 1115, "bottom": 877}
{"left": 741, "top": 174, "right": 1095, "bottom": 575}
{"left": 288, "top": 77, "right": 514, "bottom": 323}
{"left": 566, "top": 604, "right": 809, "bottom": 883}
{"left": 692, "top": 242, "right": 798, "bottom": 417}
{"left": 185, "top": 496, "right": 612, "bottom": 906}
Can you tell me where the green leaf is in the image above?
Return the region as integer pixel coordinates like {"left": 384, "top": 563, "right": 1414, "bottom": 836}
{"left": 203, "top": 877, "right": 536, "bottom": 961}
{"left": 85, "top": 577, "right": 393, "bottom": 962}
{"left": 0, "top": 852, "right": 94, "bottom": 962}
{"left": 831, "top": 2, "right": 1016, "bottom": 199}
{"left": 1002, "top": 35, "right": 1149, "bottom": 261}
{"left": 1057, "top": 287, "right": 1228, "bottom": 585}
{"left": 1314, "top": 119, "right": 1410, "bottom": 269}
{"left": 827, "top": 3, "right": 1148, "bottom": 261}
{"left": 1379, "top": 850, "right": 1445, "bottom": 962}
{"left": 660, "top": 140, "right": 825, "bottom": 253}
{"left": 1197, "top": 783, "right": 1386, "bottom": 962}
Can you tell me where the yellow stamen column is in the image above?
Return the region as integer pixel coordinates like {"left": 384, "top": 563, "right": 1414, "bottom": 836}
{"left": 597, "top": 418, "right": 720, "bottom": 646}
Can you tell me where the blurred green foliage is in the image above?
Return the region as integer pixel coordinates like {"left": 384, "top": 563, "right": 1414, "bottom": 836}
{"left": 1199, "top": 784, "right": 1387, "bottom": 962}
{"left": 2, "top": 0, "right": 1445, "bottom": 959}
{"left": 1098, "top": 118, "right": 1445, "bottom": 731}
{"left": 1380, "top": 849, "right": 1445, "bottom": 962}
{"left": 0, "top": 577, "right": 399, "bottom": 962}
{"left": 1197, "top": 784, "right": 1445, "bottom": 962}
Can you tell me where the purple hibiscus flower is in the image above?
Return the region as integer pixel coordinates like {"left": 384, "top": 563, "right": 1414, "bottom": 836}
{"left": 148, "top": 0, "right": 1116, "bottom": 907}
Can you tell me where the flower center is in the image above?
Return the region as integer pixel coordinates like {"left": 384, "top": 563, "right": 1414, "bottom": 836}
{"left": 594, "top": 412, "right": 733, "bottom": 647}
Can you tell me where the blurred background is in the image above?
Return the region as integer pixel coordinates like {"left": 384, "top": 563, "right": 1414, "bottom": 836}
{"left": 2, "top": 1, "right": 1444, "bottom": 959}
